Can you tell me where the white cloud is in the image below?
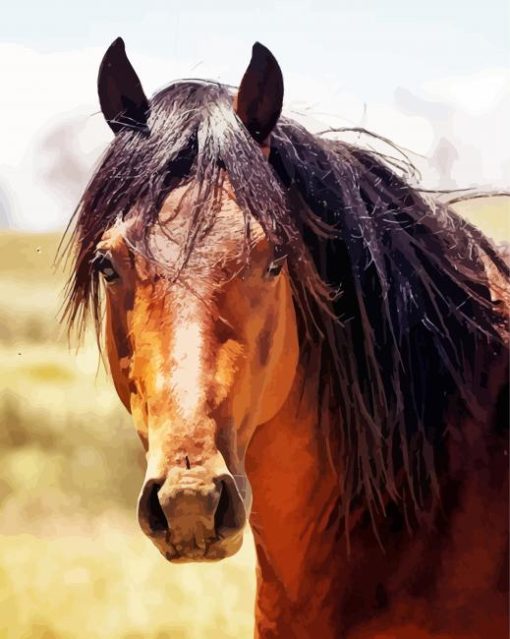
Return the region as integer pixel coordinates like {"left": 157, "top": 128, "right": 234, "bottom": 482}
{"left": 423, "top": 68, "right": 509, "bottom": 115}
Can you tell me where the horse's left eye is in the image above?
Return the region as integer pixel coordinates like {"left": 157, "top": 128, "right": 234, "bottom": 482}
{"left": 265, "top": 256, "right": 286, "bottom": 279}
{"left": 92, "top": 253, "right": 119, "bottom": 283}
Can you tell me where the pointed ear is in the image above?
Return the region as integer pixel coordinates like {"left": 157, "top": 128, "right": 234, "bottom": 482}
{"left": 235, "top": 42, "right": 284, "bottom": 144}
{"left": 97, "top": 38, "right": 150, "bottom": 134}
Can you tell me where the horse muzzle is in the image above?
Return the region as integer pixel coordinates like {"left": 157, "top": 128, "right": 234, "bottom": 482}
{"left": 137, "top": 463, "right": 246, "bottom": 562}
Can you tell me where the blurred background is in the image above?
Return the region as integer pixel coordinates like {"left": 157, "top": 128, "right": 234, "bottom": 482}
{"left": 0, "top": 1, "right": 508, "bottom": 638}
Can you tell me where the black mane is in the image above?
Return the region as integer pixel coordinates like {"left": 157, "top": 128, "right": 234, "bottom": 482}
{"left": 63, "top": 80, "right": 509, "bottom": 535}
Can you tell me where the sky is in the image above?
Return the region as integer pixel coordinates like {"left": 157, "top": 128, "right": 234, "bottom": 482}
{"left": 0, "top": 0, "right": 508, "bottom": 230}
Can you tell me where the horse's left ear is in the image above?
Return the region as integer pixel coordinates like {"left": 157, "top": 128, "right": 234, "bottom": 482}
{"left": 98, "top": 37, "right": 150, "bottom": 134}
{"left": 235, "top": 42, "right": 284, "bottom": 144}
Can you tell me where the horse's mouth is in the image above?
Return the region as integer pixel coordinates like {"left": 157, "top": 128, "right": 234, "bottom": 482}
{"left": 157, "top": 529, "right": 245, "bottom": 563}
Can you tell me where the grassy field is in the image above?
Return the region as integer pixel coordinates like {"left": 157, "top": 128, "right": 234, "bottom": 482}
{"left": 0, "top": 197, "right": 508, "bottom": 638}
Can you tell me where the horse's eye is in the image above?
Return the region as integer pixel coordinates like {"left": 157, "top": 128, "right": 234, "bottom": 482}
{"left": 92, "top": 253, "right": 119, "bottom": 283}
{"left": 265, "top": 256, "right": 286, "bottom": 279}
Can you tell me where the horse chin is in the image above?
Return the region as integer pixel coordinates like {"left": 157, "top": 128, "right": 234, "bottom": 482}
{"left": 159, "top": 530, "right": 245, "bottom": 564}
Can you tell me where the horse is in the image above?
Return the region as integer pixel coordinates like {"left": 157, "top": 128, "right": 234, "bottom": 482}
{"left": 62, "top": 38, "right": 509, "bottom": 639}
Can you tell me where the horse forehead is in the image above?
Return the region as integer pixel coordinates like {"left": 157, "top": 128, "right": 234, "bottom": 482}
{"left": 148, "top": 182, "right": 266, "bottom": 263}
{"left": 100, "top": 180, "right": 268, "bottom": 274}
{"left": 158, "top": 181, "right": 263, "bottom": 238}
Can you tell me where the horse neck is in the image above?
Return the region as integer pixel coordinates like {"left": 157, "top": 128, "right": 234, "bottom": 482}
{"left": 245, "top": 348, "right": 346, "bottom": 637}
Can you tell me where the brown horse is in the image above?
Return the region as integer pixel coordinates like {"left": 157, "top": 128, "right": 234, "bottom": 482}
{"left": 63, "top": 39, "right": 509, "bottom": 639}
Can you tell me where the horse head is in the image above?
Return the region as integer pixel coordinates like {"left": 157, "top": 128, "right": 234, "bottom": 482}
{"left": 91, "top": 39, "right": 298, "bottom": 562}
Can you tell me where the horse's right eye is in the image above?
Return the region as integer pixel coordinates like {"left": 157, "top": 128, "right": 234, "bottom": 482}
{"left": 265, "top": 255, "right": 287, "bottom": 279}
{"left": 92, "top": 253, "right": 119, "bottom": 283}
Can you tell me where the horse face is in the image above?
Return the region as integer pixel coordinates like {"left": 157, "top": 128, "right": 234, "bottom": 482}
{"left": 97, "top": 181, "right": 299, "bottom": 562}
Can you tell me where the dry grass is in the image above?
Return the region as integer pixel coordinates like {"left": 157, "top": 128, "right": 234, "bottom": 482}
{"left": 450, "top": 195, "right": 509, "bottom": 242}
{"left": 0, "top": 523, "right": 255, "bottom": 639}
{"left": 0, "top": 197, "right": 507, "bottom": 638}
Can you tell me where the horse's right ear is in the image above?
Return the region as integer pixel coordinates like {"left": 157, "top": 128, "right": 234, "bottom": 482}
{"left": 235, "top": 42, "right": 284, "bottom": 144}
{"left": 97, "top": 38, "right": 150, "bottom": 135}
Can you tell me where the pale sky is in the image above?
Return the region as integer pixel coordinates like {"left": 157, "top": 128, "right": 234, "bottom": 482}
{"left": 0, "top": 1, "right": 508, "bottom": 230}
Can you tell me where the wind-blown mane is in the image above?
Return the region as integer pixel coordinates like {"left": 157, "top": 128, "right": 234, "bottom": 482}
{"left": 63, "top": 80, "right": 509, "bottom": 534}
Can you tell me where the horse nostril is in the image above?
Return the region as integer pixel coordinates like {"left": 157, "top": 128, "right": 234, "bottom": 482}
{"left": 139, "top": 480, "right": 167, "bottom": 534}
{"left": 214, "top": 479, "right": 243, "bottom": 532}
